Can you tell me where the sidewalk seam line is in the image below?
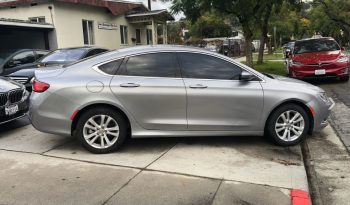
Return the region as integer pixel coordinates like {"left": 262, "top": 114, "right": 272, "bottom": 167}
{"left": 144, "top": 142, "right": 179, "bottom": 169}
{"left": 210, "top": 178, "right": 224, "bottom": 205}
{"left": 101, "top": 170, "right": 143, "bottom": 205}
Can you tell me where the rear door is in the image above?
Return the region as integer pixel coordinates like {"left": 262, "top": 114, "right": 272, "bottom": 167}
{"left": 178, "top": 52, "right": 264, "bottom": 131}
{"left": 110, "top": 52, "right": 187, "bottom": 130}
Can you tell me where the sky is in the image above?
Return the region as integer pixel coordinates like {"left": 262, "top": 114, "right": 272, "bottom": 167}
{"left": 128, "top": 0, "right": 183, "bottom": 20}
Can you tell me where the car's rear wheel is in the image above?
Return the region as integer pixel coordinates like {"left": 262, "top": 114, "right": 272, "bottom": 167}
{"left": 75, "top": 108, "right": 128, "bottom": 153}
{"left": 266, "top": 104, "right": 309, "bottom": 146}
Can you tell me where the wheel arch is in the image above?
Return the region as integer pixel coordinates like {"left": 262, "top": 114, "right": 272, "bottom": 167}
{"left": 264, "top": 100, "right": 314, "bottom": 134}
{"left": 70, "top": 103, "right": 131, "bottom": 136}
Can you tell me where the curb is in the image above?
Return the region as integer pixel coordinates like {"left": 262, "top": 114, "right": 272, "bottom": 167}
{"left": 290, "top": 189, "right": 312, "bottom": 205}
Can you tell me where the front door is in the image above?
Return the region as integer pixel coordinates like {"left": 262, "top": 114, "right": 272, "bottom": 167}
{"left": 110, "top": 52, "right": 187, "bottom": 130}
{"left": 178, "top": 52, "right": 264, "bottom": 131}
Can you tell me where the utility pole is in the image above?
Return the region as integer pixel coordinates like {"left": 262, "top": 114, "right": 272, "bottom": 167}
{"left": 148, "top": 0, "right": 151, "bottom": 10}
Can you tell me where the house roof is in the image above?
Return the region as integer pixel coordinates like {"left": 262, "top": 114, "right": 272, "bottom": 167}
{"left": 126, "top": 9, "right": 174, "bottom": 21}
{"left": 0, "top": 0, "right": 148, "bottom": 16}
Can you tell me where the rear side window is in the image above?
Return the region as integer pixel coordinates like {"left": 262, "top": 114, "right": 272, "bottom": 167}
{"left": 179, "top": 53, "right": 242, "bottom": 80}
{"left": 98, "top": 59, "right": 123, "bottom": 75}
{"left": 121, "top": 53, "right": 178, "bottom": 77}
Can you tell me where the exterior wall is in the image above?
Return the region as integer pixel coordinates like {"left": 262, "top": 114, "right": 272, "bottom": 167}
{"left": 0, "top": 2, "right": 156, "bottom": 50}
{"left": 53, "top": 2, "right": 144, "bottom": 49}
{"left": 0, "top": 3, "right": 55, "bottom": 24}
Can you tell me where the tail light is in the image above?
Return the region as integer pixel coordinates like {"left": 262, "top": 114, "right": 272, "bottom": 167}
{"left": 32, "top": 80, "right": 50, "bottom": 93}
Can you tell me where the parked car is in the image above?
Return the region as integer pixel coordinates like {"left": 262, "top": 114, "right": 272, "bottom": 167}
{"left": 0, "top": 49, "right": 49, "bottom": 76}
{"left": 0, "top": 77, "right": 30, "bottom": 125}
{"left": 287, "top": 37, "right": 349, "bottom": 81}
{"left": 283, "top": 41, "right": 295, "bottom": 59}
{"left": 7, "top": 47, "right": 108, "bottom": 91}
{"left": 30, "top": 45, "right": 334, "bottom": 153}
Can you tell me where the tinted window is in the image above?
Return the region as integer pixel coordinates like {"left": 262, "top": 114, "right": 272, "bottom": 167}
{"left": 294, "top": 39, "right": 340, "bottom": 54}
{"left": 98, "top": 59, "right": 123, "bottom": 75}
{"left": 5, "top": 51, "right": 35, "bottom": 68}
{"left": 85, "top": 49, "right": 107, "bottom": 58}
{"left": 122, "top": 53, "right": 178, "bottom": 77}
{"left": 36, "top": 50, "right": 49, "bottom": 59}
{"left": 179, "top": 53, "right": 242, "bottom": 80}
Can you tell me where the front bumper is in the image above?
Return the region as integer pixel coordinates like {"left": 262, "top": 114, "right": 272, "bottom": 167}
{"left": 308, "top": 97, "right": 335, "bottom": 132}
{"left": 0, "top": 98, "right": 29, "bottom": 125}
{"left": 289, "top": 63, "right": 349, "bottom": 79}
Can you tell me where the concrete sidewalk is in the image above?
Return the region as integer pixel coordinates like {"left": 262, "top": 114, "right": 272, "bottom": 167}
{"left": 0, "top": 121, "right": 312, "bottom": 205}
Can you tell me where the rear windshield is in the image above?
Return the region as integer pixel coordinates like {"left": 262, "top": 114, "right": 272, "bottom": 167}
{"left": 294, "top": 39, "right": 340, "bottom": 54}
{"left": 39, "top": 49, "right": 86, "bottom": 63}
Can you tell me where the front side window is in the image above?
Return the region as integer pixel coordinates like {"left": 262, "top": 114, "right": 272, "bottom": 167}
{"left": 82, "top": 20, "right": 94, "bottom": 45}
{"left": 5, "top": 51, "right": 35, "bottom": 68}
{"left": 120, "top": 25, "right": 128, "bottom": 45}
{"left": 179, "top": 53, "right": 242, "bottom": 80}
{"left": 121, "top": 53, "right": 178, "bottom": 77}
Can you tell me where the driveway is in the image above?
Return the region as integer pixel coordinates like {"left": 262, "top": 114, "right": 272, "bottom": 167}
{"left": 0, "top": 119, "right": 312, "bottom": 205}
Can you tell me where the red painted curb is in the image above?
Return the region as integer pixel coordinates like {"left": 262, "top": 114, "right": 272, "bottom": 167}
{"left": 290, "top": 189, "right": 312, "bottom": 205}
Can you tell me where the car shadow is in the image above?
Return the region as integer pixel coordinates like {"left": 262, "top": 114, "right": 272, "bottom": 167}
{"left": 0, "top": 116, "right": 30, "bottom": 134}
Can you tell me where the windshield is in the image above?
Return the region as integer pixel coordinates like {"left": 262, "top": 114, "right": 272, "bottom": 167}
{"left": 39, "top": 49, "right": 86, "bottom": 63}
{"left": 294, "top": 39, "right": 340, "bottom": 54}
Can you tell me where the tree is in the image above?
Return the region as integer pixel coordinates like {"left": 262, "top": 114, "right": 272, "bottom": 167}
{"left": 167, "top": 0, "right": 265, "bottom": 67}
{"left": 188, "top": 14, "right": 232, "bottom": 38}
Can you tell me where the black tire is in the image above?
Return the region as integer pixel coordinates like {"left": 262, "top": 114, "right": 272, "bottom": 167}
{"left": 74, "top": 107, "right": 128, "bottom": 154}
{"left": 265, "top": 104, "right": 310, "bottom": 146}
{"left": 340, "top": 76, "right": 349, "bottom": 82}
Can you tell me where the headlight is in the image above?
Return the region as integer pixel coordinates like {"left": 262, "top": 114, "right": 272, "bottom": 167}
{"left": 318, "top": 92, "right": 330, "bottom": 104}
{"left": 336, "top": 56, "right": 349, "bottom": 63}
{"left": 291, "top": 61, "right": 303, "bottom": 66}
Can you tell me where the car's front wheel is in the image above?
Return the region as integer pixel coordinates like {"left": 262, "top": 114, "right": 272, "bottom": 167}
{"left": 266, "top": 104, "right": 310, "bottom": 146}
{"left": 75, "top": 108, "right": 128, "bottom": 153}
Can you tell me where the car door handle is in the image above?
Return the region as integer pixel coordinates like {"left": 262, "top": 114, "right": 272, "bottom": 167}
{"left": 120, "top": 83, "right": 140, "bottom": 88}
{"left": 189, "top": 84, "right": 208, "bottom": 89}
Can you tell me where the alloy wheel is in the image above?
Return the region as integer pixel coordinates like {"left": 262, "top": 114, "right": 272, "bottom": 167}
{"left": 83, "top": 114, "right": 119, "bottom": 149}
{"left": 275, "top": 110, "right": 305, "bottom": 142}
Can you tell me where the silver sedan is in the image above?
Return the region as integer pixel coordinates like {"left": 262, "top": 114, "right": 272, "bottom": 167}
{"left": 29, "top": 46, "right": 334, "bottom": 153}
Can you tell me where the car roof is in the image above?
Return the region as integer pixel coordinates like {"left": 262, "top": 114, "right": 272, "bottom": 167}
{"left": 57, "top": 46, "right": 107, "bottom": 51}
{"left": 295, "top": 37, "right": 335, "bottom": 43}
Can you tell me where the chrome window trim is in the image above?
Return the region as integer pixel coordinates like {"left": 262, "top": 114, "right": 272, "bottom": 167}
{"left": 91, "top": 50, "right": 265, "bottom": 82}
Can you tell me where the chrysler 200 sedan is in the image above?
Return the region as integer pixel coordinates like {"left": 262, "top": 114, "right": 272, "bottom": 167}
{"left": 29, "top": 46, "right": 334, "bottom": 153}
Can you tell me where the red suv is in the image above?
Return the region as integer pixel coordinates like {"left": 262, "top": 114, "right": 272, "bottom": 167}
{"left": 287, "top": 37, "right": 349, "bottom": 81}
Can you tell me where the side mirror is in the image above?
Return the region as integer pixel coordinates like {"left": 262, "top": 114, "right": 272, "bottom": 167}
{"left": 341, "top": 47, "right": 345, "bottom": 51}
{"left": 240, "top": 71, "right": 256, "bottom": 81}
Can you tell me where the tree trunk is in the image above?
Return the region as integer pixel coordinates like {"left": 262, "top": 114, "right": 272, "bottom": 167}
{"left": 257, "top": 9, "right": 271, "bottom": 65}
{"left": 244, "top": 34, "right": 253, "bottom": 67}
{"left": 241, "top": 20, "right": 254, "bottom": 67}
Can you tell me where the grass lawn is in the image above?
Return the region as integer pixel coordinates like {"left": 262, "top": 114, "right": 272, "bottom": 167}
{"left": 252, "top": 52, "right": 284, "bottom": 60}
{"left": 241, "top": 61, "right": 286, "bottom": 76}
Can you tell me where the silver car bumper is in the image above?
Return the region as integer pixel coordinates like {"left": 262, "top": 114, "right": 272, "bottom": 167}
{"left": 310, "top": 97, "right": 335, "bottom": 132}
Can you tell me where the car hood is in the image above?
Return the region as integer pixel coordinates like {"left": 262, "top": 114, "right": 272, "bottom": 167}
{"left": 270, "top": 74, "right": 323, "bottom": 92}
{"left": 8, "top": 67, "right": 36, "bottom": 77}
{"left": 293, "top": 50, "right": 341, "bottom": 64}
{"left": 0, "top": 77, "right": 23, "bottom": 91}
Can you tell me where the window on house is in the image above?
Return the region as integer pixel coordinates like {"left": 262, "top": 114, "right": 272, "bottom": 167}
{"left": 120, "top": 25, "right": 128, "bottom": 45}
{"left": 82, "top": 20, "right": 94, "bottom": 45}
{"left": 29, "top": 17, "right": 46, "bottom": 23}
{"left": 135, "top": 29, "right": 141, "bottom": 45}
{"left": 147, "top": 29, "right": 153, "bottom": 45}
